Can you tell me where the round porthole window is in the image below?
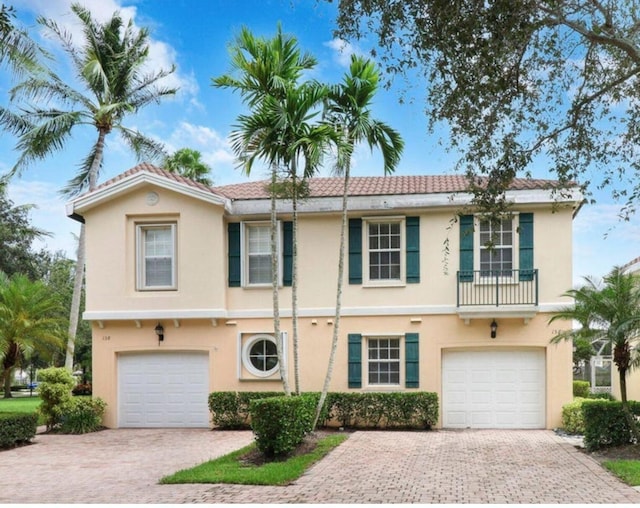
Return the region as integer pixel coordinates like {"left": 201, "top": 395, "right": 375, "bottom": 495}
{"left": 242, "top": 334, "right": 279, "bottom": 378}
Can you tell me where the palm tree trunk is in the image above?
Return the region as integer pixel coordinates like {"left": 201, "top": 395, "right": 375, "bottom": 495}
{"left": 271, "top": 167, "right": 290, "bottom": 396}
{"left": 291, "top": 168, "right": 300, "bottom": 395}
{"left": 65, "top": 130, "right": 106, "bottom": 371}
{"left": 313, "top": 163, "right": 350, "bottom": 429}
{"left": 615, "top": 343, "right": 640, "bottom": 442}
{"left": 2, "top": 368, "right": 12, "bottom": 399}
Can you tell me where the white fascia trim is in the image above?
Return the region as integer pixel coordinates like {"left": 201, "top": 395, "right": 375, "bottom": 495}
{"left": 83, "top": 309, "right": 228, "bottom": 321}
{"left": 84, "top": 302, "right": 571, "bottom": 322}
{"left": 66, "top": 171, "right": 231, "bottom": 217}
{"left": 229, "top": 188, "right": 583, "bottom": 216}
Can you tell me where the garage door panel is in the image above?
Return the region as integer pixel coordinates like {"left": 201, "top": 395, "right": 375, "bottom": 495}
{"left": 443, "top": 350, "right": 545, "bottom": 429}
{"left": 118, "top": 352, "right": 209, "bottom": 428}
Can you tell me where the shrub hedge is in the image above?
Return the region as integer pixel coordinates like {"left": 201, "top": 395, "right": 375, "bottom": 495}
{"left": 38, "top": 367, "right": 75, "bottom": 430}
{"left": 250, "top": 394, "right": 317, "bottom": 457}
{"left": 0, "top": 412, "right": 38, "bottom": 449}
{"left": 59, "top": 398, "right": 106, "bottom": 434}
{"left": 582, "top": 400, "right": 640, "bottom": 450}
{"left": 561, "top": 398, "right": 587, "bottom": 435}
{"left": 209, "top": 391, "right": 439, "bottom": 430}
{"left": 573, "top": 380, "right": 590, "bottom": 398}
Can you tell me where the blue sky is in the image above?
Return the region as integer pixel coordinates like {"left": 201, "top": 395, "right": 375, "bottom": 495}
{"left": 2, "top": 0, "right": 639, "bottom": 286}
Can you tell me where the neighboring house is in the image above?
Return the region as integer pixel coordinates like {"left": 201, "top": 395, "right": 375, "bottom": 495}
{"left": 66, "top": 163, "right": 582, "bottom": 429}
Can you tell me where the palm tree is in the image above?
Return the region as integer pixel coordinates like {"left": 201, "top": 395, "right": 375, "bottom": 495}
{"left": 0, "top": 3, "right": 177, "bottom": 371}
{"left": 0, "top": 273, "right": 65, "bottom": 398}
{"left": 213, "top": 25, "right": 318, "bottom": 396}
{"left": 550, "top": 266, "right": 640, "bottom": 441}
{"left": 313, "top": 55, "right": 404, "bottom": 428}
{"left": 163, "top": 148, "right": 213, "bottom": 185}
{"left": 0, "top": 4, "right": 42, "bottom": 76}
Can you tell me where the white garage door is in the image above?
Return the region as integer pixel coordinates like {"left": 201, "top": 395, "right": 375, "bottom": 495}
{"left": 442, "top": 349, "right": 545, "bottom": 429}
{"left": 118, "top": 352, "right": 209, "bottom": 428}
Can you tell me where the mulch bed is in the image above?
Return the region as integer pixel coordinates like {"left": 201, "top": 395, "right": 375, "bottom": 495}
{"left": 239, "top": 430, "right": 336, "bottom": 466}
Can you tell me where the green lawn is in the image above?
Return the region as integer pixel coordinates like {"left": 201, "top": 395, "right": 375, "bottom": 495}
{"left": 603, "top": 460, "right": 640, "bottom": 486}
{"left": 160, "top": 433, "right": 348, "bottom": 486}
{"left": 0, "top": 396, "right": 41, "bottom": 414}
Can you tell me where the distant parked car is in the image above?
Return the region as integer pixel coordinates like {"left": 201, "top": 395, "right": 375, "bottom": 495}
{"left": 27, "top": 382, "right": 38, "bottom": 390}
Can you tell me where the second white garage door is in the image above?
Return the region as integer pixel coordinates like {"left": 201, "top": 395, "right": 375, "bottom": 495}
{"left": 442, "top": 349, "right": 545, "bottom": 429}
{"left": 118, "top": 351, "right": 209, "bottom": 428}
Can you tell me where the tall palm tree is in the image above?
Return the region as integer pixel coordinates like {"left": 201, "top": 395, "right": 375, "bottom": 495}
{"left": 163, "top": 148, "right": 213, "bottom": 185}
{"left": 0, "top": 273, "right": 65, "bottom": 398}
{"left": 260, "top": 81, "right": 336, "bottom": 394}
{"left": 0, "top": 3, "right": 177, "bottom": 370}
{"left": 214, "top": 25, "right": 317, "bottom": 396}
{"left": 313, "top": 55, "right": 404, "bottom": 428}
{"left": 550, "top": 266, "right": 640, "bottom": 441}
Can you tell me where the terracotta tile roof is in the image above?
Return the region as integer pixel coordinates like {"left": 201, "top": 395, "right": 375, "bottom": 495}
{"left": 89, "top": 163, "right": 569, "bottom": 202}
{"left": 89, "top": 162, "right": 225, "bottom": 198}
{"left": 213, "top": 175, "right": 567, "bottom": 200}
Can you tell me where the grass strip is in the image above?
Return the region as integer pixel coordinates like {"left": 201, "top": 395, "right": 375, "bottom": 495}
{"left": 603, "top": 460, "right": 640, "bottom": 486}
{"left": 160, "top": 432, "right": 348, "bottom": 486}
{"left": 0, "top": 397, "right": 41, "bottom": 415}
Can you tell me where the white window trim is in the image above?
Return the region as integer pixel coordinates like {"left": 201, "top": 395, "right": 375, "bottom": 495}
{"left": 241, "top": 220, "right": 283, "bottom": 288}
{"left": 474, "top": 214, "right": 520, "bottom": 284}
{"left": 237, "top": 332, "right": 288, "bottom": 379}
{"left": 363, "top": 216, "right": 406, "bottom": 287}
{"left": 363, "top": 334, "right": 403, "bottom": 389}
{"left": 135, "top": 223, "right": 177, "bottom": 291}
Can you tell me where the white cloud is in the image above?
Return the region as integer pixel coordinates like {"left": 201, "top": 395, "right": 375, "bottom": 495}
{"left": 15, "top": 0, "right": 197, "bottom": 101}
{"left": 6, "top": 179, "right": 79, "bottom": 257}
{"left": 324, "top": 38, "right": 362, "bottom": 67}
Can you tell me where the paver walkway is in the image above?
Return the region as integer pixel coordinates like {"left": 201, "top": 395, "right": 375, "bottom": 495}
{"left": 1, "top": 428, "right": 639, "bottom": 504}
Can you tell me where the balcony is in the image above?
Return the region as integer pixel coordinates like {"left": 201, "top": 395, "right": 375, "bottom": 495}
{"left": 456, "top": 269, "right": 539, "bottom": 323}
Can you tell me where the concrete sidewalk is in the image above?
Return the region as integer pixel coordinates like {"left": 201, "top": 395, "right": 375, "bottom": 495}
{"left": 1, "top": 428, "right": 639, "bottom": 504}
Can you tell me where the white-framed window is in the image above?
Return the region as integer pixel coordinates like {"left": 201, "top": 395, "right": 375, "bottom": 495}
{"left": 136, "top": 223, "right": 176, "bottom": 290}
{"left": 478, "top": 217, "right": 514, "bottom": 277}
{"left": 364, "top": 217, "right": 405, "bottom": 285}
{"left": 367, "top": 337, "right": 401, "bottom": 386}
{"left": 241, "top": 334, "right": 281, "bottom": 378}
{"left": 242, "top": 221, "right": 282, "bottom": 287}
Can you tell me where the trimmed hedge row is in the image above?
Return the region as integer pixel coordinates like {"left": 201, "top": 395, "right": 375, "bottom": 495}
{"left": 573, "top": 380, "right": 590, "bottom": 398}
{"left": 582, "top": 400, "right": 640, "bottom": 450}
{"left": 209, "top": 391, "right": 439, "bottom": 430}
{"left": 0, "top": 412, "right": 38, "bottom": 449}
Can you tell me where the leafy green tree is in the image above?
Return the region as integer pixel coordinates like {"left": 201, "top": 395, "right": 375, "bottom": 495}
{"left": 550, "top": 267, "right": 640, "bottom": 440}
{"left": 330, "top": 1, "right": 640, "bottom": 216}
{"left": 313, "top": 55, "right": 403, "bottom": 428}
{"left": 0, "top": 273, "right": 65, "bottom": 398}
{"left": 0, "top": 3, "right": 177, "bottom": 371}
{"left": 214, "top": 25, "right": 320, "bottom": 396}
{"left": 0, "top": 182, "right": 49, "bottom": 278}
{"left": 163, "top": 148, "right": 213, "bottom": 185}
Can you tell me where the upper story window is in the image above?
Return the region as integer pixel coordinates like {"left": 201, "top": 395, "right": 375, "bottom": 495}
{"left": 363, "top": 217, "right": 406, "bottom": 285}
{"left": 245, "top": 223, "right": 272, "bottom": 285}
{"left": 479, "top": 218, "right": 513, "bottom": 276}
{"left": 136, "top": 223, "right": 176, "bottom": 290}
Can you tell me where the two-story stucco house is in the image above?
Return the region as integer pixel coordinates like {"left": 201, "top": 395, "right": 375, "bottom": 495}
{"left": 66, "top": 162, "right": 582, "bottom": 429}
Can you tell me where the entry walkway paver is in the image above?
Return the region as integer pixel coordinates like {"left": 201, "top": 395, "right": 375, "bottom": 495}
{"left": 1, "top": 428, "right": 639, "bottom": 504}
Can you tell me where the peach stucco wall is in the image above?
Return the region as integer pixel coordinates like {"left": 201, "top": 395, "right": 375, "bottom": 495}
{"left": 82, "top": 182, "right": 575, "bottom": 429}
{"left": 93, "top": 313, "right": 572, "bottom": 429}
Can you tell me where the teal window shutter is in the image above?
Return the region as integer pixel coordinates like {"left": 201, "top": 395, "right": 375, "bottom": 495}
{"left": 459, "top": 215, "right": 474, "bottom": 282}
{"left": 405, "top": 333, "right": 419, "bottom": 388}
{"left": 283, "top": 221, "right": 293, "bottom": 287}
{"left": 349, "top": 218, "right": 362, "bottom": 285}
{"left": 348, "top": 333, "right": 362, "bottom": 388}
{"left": 519, "top": 213, "right": 534, "bottom": 281}
{"left": 406, "top": 217, "right": 420, "bottom": 283}
{"left": 227, "top": 223, "right": 241, "bottom": 287}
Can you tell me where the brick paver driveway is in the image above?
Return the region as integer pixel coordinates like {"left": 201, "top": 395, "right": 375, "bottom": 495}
{"left": 1, "top": 428, "right": 639, "bottom": 504}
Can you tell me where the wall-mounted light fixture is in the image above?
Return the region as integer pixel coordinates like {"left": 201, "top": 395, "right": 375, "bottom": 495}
{"left": 490, "top": 320, "right": 498, "bottom": 339}
{"left": 155, "top": 323, "right": 164, "bottom": 343}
